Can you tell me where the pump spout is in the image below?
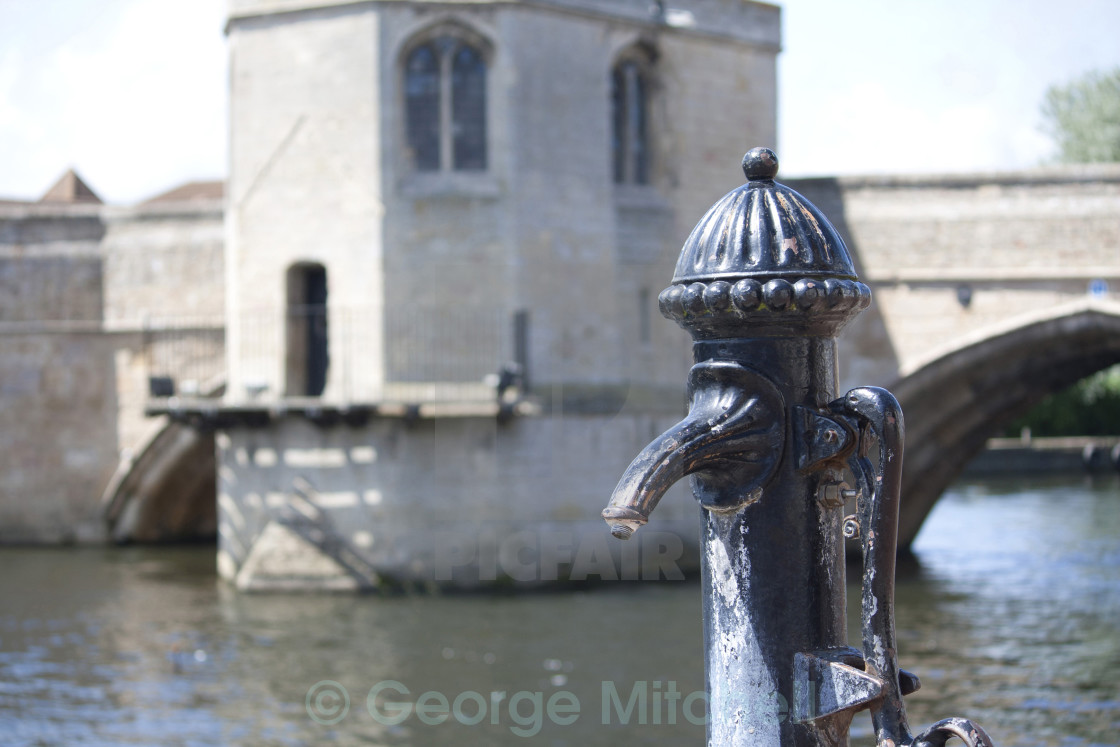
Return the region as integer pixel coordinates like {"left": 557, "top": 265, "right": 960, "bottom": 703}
{"left": 602, "top": 360, "right": 786, "bottom": 538}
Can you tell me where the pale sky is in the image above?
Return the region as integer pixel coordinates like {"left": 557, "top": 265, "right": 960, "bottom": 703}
{"left": 2, "top": 0, "right": 1119, "bottom": 204}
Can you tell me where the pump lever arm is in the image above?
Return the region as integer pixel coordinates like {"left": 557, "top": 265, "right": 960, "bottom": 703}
{"left": 837, "top": 387, "right": 995, "bottom": 747}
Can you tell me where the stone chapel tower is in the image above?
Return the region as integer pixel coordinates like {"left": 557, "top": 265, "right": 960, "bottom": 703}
{"left": 219, "top": 0, "right": 779, "bottom": 589}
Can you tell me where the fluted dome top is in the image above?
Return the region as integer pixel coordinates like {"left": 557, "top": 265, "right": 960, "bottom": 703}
{"left": 673, "top": 148, "right": 856, "bottom": 283}
{"left": 660, "top": 148, "right": 870, "bottom": 340}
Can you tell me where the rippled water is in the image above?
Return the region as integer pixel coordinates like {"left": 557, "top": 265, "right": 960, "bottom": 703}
{"left": 0, "top": 474, "right": 1116, "bottom": 746}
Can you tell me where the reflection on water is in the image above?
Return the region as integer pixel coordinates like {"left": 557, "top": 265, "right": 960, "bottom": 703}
{"left": 0, "top": 475, "right": 1116, "bottom": 746}
{"left": 873, "top": 474, "right": 1120, "bottom": 747}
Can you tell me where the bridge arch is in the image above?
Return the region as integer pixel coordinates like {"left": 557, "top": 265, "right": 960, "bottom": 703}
{"left": 889, "top": 300, "right": 1120, "bottom": 550}
{"left": 101, "top": 377, "right": 225, "bottom": 543}
{"left": 101, "top": 418, "right": 216, "bottom": 543}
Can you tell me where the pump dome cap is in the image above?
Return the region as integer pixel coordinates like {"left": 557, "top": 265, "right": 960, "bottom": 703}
{"left": 673, "top": 147, "right": 858, "bottom": 284}
{"left": 661, "top": 148, "right": 870, "bottom": 339}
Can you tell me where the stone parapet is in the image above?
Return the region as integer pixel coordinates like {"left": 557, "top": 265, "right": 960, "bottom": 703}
{"left": 226, "top": 0, "right": 781, "bottom": 49}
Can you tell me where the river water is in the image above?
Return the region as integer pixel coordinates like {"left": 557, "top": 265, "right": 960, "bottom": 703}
{"left": 1, "top": 475, "right": 1117, "bottom": 746}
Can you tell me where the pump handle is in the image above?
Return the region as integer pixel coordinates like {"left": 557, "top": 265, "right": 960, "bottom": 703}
{"left": 838, "top": 388, "right": 995, "bottom": 747}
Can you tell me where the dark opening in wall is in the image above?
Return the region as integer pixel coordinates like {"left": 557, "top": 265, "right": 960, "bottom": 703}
{"left": 286, "top": 263, "right": 328, "bottom": 397}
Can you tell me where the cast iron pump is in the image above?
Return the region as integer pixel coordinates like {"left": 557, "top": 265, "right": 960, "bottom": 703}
{"left": 603, "top": 148, "right": 995, "bottom": 747}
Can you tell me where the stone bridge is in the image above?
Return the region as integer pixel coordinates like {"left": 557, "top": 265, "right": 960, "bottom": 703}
{"left": 788, "top": 166, "right": 1120, "bottom": 548}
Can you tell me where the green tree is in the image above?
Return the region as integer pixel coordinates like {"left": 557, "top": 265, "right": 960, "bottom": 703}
{"left": 1041, "top": 67, "right": 1120, "bottom": 163}
{"left": 1004, "top": 365, "right": 1120, "bottom": 437}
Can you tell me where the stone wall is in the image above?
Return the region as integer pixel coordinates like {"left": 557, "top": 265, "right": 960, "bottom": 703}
{"left": 0, "top": 203, "right": 116, "bottom": 542}
{"left": 102, "top": 196, "right": 226, "bottom": 455}
{"left": 0, "top": 330, "right": 121, "bottom": 542}
{"left": 216, "top": 412, "right": 699, "bottom": 589}
{"left": 226, "top": 3, "right": 384, "bottom": 402}
{"left": 102, "top": 200, "right": 225, "bottom": 326}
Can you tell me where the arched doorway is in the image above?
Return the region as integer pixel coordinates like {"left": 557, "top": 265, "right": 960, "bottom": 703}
{"left": 285, "top": 263, "right": 329, "bottom": 397}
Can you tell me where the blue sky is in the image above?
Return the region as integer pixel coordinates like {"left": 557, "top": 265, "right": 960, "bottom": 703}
{"left": 2, "top": 0, "right": 1119, "bottom": 204}
{"left": 778, "top": 0, "right": 1120, "bottom": 176}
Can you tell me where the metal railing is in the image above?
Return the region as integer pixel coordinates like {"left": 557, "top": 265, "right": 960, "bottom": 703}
{"left": 143, "top": 315, "right": 225, "bottom": 397}
{"left": 146, "top": 305, "right": 520, "bottom": 404}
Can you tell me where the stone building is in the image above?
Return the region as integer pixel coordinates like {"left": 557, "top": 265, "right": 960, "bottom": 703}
{"left": 208, "top": 0, "right": 781, "bottom": 589}
{"left": 0, "top": 172, "right": 114, "bottom": 543}
{"left": 0, "top": 172, "right": 225, "bottom": 543}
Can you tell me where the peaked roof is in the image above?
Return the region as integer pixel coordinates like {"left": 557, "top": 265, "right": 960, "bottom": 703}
{"left": 39, "top": 169, "right": 102, "bottom": 204}
{"left": 141, "top": 180, "right": 225, "bottom": 204}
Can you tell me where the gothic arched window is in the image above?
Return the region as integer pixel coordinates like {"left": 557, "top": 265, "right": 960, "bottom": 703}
{"left": 611, "top": 54, "right": 652, "bottom": 185}
{"left": 405, "top": 35, "right": 488, "bottom": 172}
